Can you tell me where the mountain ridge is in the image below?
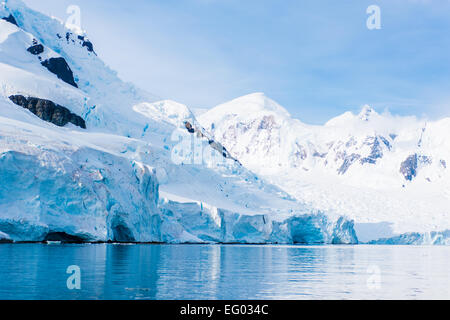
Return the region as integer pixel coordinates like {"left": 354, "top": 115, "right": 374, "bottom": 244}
{"left": 199, "top": 93, "right": 450, "bottom": 243}
{"left": 0, "top": 0, "right": 358, "bottom": 244}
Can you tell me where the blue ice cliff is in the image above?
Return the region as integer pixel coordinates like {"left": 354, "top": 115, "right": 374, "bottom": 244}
{"left": 0, "top": 0, "right": 360, "bottom": 243}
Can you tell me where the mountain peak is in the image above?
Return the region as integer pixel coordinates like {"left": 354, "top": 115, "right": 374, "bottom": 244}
{"left": 326, "top": 105, "right": 379, "bottom": 127}
{"left": 203, "top": 92, "right": 291, "bottom": 122}
{"left": 229, "top": 92, "right": 273, "bottom": 106}
{"left": 358, "top": 105, "right": 377, "bottom": 121}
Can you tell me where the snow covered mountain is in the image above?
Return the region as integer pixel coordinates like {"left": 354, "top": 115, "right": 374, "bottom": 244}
{"left": 199, "top": 93, "right": 450, "bottom": 244}
{"left": 0, "top": 0, "right": 357, "bottom": 244}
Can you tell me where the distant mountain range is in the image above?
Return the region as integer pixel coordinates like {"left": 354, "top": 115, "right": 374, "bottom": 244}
{"left": 199, "top": 93, "right": 450, "bottom": 243}
{"left": 0, "top": 0, "right": 447, "bottom": 245}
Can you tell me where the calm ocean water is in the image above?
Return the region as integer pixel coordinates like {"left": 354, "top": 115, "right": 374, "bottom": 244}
{"left": 0, "top": 244, "right": 448, "bottom": 300}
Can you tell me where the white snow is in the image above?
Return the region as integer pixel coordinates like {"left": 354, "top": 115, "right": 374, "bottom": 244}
{"left": 0, "top": 0, "right": 357, "bottom": 244}
{"left": 199, "top": 93, "right": 450, "bottom": 243}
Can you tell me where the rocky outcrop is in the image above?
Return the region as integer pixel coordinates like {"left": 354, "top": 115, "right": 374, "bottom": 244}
{"left": 2, "top": 14, "right": 18, "bottom": 26}
{"left": 9, "top": 95, "right": 86, "bottom": 129}
{"left": 41, "top": 57, "right": 78, "bottom": 88}
{"left": 399, "top": 154, "right": 432, "bottom": 181}
{"left": 360, "top": 136, "right": 386, "bottom": 165}
{"left": 338, "top": 153, "right": 361, "bottom": 174}
{"left": 27, "top": 44, "right": 44, "bottom": 55}
{"left": 184, "top": 121, "right": 241, "bottom": 164}
{"left": 57, "top": 32, "right": 96, "bottom": 55}
{"left": 185, "top": 121, "right": 195, "bottom": 133}
{"left": 77, "top": 35, "right": 95, "bottom": 54}
{"left": 400, "top": 154, "right": 418, "bottom": 181}
{"left": 24, "top": 40, "right": 77, "bottom": 87}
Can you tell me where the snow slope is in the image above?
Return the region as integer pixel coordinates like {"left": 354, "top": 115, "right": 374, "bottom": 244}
{"left": 0, "top": 0, "right": 357, "bottom": 243}
{"left": 199, "top": 93, "right": 450, "bottom": 243}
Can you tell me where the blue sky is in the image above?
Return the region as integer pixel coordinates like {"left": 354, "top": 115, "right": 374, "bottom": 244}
{"left": 23, "top": 0, "right": 450, "bottom": 124}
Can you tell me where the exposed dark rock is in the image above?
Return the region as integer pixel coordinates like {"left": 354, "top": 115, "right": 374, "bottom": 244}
{"left": 213, "top": 141, "right": 234, "bottom": 160}
{"left": 419, "top": 155, "right": 432, "bottom": 165}
{"left": 62, "top": 32, "right": 96, "bottom": 54}
{"left": 291, "top": 143, "right": 308, "bottom": 167}
{"left": 400, "top": 154, "right": 433, "bottom": 181}
{"left": 82, "top": 40, "right": 94, "bottom": 52}
{"left": 77, "top": 35, "right": 95, "bottom": 53}
{"left": 379, "top": 136, "right": 392, "bottom": 150}
{"left": 293, "top": 143, "right": 307, "bottom": 161}
{"left": 184, "top": 121, "right": 241, "bottom": 165}
{"left": 312, "top": 151, "right": 327, "bottom": 158}
{"left": 441, "top": 160, "right": 447, "bottom": 169}
{"left": 338, "top": 153, "right": 360, "bottom": 174}
{"left": 27, "top": 44, "right": 44, "bottom": 55}
{"left": 9, "top": 95, "right": 86, "bottom": 129}
{"left": 360, "top": 136, "right": 384, "bottom": 165}
{"left": 400, "top": 154, "right": 418, "bottom": 181}
{"left": 258, "top": 115, "right": 276, "bottom": 130}
{"left": 41, "top": 57, "right": 78, "bottom": 88}
{"left": 185, "top": 121, "right": 195, "bottom": 133}
{"left": 2, "top": 14, "right": 18, "bottom": 26}
{"left": 209, "top": 140, "right": 231, "bottom": 159}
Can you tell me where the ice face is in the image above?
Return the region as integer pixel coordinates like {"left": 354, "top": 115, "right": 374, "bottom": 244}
{"left": 0, "top": 147, "right": 161, "bottom": 242}
{"left": 158, "top": 199, "right": 357, "bottom": 244}
{"left": 0, "top": 1, "right": 361, "bottom": 244}
{"left": 0, "top": 144, "right": 357, "bottom": 244}
{"left": 369, "top": 230, "right": 450, "bottom": 245}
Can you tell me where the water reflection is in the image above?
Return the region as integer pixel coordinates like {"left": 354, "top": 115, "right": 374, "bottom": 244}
{"left": 0, "top": 244, "right": 449, "bottom": 299}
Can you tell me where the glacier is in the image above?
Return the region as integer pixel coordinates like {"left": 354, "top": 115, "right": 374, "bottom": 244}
{"left": 0, "top": 99, "right": 357, "bottom": 244}
{"left": 0, "top": 0, "right": 358, "bottom": 244}
{"left": 159, "top": 198, "right": 357, "bottom": 244}
{"left": 369, "top": 230, "right": 450, "bottom": 245}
